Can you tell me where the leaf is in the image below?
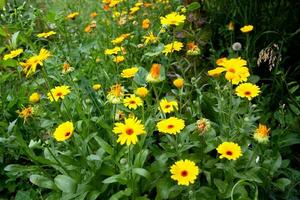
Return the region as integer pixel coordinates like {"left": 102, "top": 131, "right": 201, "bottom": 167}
{"left": 10, "top": 31, "right": 20, "bottom": 49}
{"left": 15, "top": 191, "right": 31, "bottom": 200}
{"left": 54, "top": 175, "right": 77, "bottom": 193}
{"left": 187, "top": 2, "right": 200, "bottom": 11}
{"left": 94, "top": 136, "right": 114, "bottom": 155}
{"left": 102, "top": 174, "right": 127, "bottom": 185}
{"left": 132, "top": 168, "right": 151, "bottom": 180}
{"left": 214, "top": 178, "right": 228, "bottom": 193}
{"left": 274, "top": 178, "right": 291, "bottom": 191}
{"left": 4, "top": 164, "right": 38, "bottom": 173}
{"left": 7, "top": 119, "right": 17, "bottom": 133}
{"left": 156, "top": 178, "right": 172, "bottom": 199}
{"left": 134, "top": 149, "right": 149, "bottom": 167}
{"left": 109, "top": 188, "right": 132, "bottom": 200}
{"left": 279, "top": 132, "right": 300, "bottom": 147}
{"left": 289, "top": 104, "right": 300, "bottom": 115}
{"left": 29, "top": 174, "right": 55, "bottom": 189}
{"left": 133, "top": 67, "right": 148, "bottom": 86}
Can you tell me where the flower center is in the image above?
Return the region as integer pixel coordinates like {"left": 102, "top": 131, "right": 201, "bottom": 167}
{"left": 130, "top": 100, "right": 136, "bottom": 104}
{"left": 165, "top": 105, "right": 171, "bottom": 109}
{"left": 65, "top": 132, "right": 71, "bottom": 137}
{"left": 226, "top": 151, "right": 233, "bottom": 155}
{"left": 228, "top": 68, "right": 235, "bottom": 73}
{"left": 56, "top": 92, "right": 63, "bottom": 97}
{"left": 126, "top": 128, "right": 134, "bottom": 135}
{"left": 167, "top": 124, "right": 174, "bottom": 129}
{"left": 181, "top": 170, "right": 188, "bottom": 177}
{"left": 244, "top": 91, "right": 251, "bottom": 96}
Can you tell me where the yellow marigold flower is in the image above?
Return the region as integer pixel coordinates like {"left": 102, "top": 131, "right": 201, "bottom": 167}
{"left": 240, "top": 25, "right": 254, "bottom": 33}
{"left": 135, "top": 2, "right": 143, "bottom": 7}
{"left": 170, "top": 159, "right": 199, "bottom": 186}
{"left": 29, "top": 92, "right": 40, "bottom": 103}
{"left": 37, "top": 31, "right": 56, "bottom": 38}
{"left": 143, "top": 32, "right": 158, "bottom": 44}
{"left": 104, "top": 47, "right": 123, "bottom": 55}
{"left": 111, "top": 34, "right": 130, "bottom": 45}
{"left": 47, "top": 85, "right": 71, "bottom": 102}
{"left": 17, "top": 106, "right": 34, "bottom": 121}
{"left": 217, "top": 142, "right": 242, "bottom": 160}
{"left": 20, "top": 48, "right": 51, "bottom": 77}
{"left": 162, "top": 41, "right": 183, "bottom": 55}
{"left": 67, "top": 12, "right": 79, "bottom": 20}
{"left": 216, "top": 57, "right": 227, "bottom": 66}
{"left": 123, "top": 94, "right": 143, "bottom": 110}
{"left": 146, "top": 63, "right": 163, "bottom": 83}
{"left": 62, "top": 62, "right": 74, "bottom": 74}
{"left": 159, "top": 99, "right": 178, "bottom": 113}
{"left": 113, "top": 55, "right": 125, "bottom": 63}
{"left": 235, "top": 82, "right": 261, "bottom": 100}
{"left": 109, "top": 0, "right": 120, "bottom": 7}
{"left": 208, "top": 67, "right": 226, "bottom": 77}
{"left": 53, "top": 121, "right": 74, "bottom": 141}
{"left": 3, "top": 48, "right": 23, "bottom": 60}
{"left": 112, "top": 117, "right": 146, "bottom": 146}
{"left": 84, "top": 25, "right": 92, "bottom": 33}
{"left": 121, "top": 67, "right": 139, "bottom": 78}
{"left": 93, "top": 84, "right": 102, "bottom": 91}
{"left": 130, "top": 6, "right": 140, "bottom": 15}
{"left": 142, "top": 19, "right": 150, "bottom": 29}
{"left": 90, "top": 12, "right": 98, "bottom": 18}
{"left": 228, "top": 21, "right": 234, "bottom": 31}
{"left": 135, "top": 87, "right": 148, "bottom": 98}
{"left": 173, "top": 78, "right": 184, "bottom": 89}
{"left": 254, "top": 124, "right": 271, "bottom": 143}
{"left": 157, "top": 117, "right": 185, "bottom": 134}
{"left": 107, "top": 84, "right": 125, "bottom": 104}
{"left": 160, "top": 12, "right": 186, "bottom": 26}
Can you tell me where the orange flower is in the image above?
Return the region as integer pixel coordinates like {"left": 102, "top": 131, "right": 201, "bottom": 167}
{"left": 146, "top": 63, "right": 163, "bottom": 83}
{"left": 90, "top": 12, "right": 98, "bottom": 18}
{"left": 84, "top": 25, "right": 92, "bottom": 33}
{"left": 142, "top": 19, "right": 150, "bottom": 29}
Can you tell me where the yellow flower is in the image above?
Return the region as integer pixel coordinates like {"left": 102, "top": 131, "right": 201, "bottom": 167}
{"left": 84, "top": 25, "right": 92, "bottom": 33}
{"left": 67, "top": 12, "right": 79, "bottom": 20}
{"left": 135, "top": 87, "right": 148, "bottom": 98}
{"left": 123, "top": 94, "right": 143, "bottom": 110}
{"left": 157, "top": 117, "right": 185, "bottom": 134}
{"left": 112, "top": 117, "right": 146, "bottom": 146}
{"left": 143, "top": 32, "right": 158, "bottom": 44}
{"left": 37, "top": 31, "right": 56, "bottom": 38}
{"left": 208, "top": 67, "right": 226, "bottom": 77}
{"left": 217, "top": 142, "right": 242, "bottom": 160}
{"left": 170, "top": 159, "right": 199, "bottom": 186}
{"left": 111, "top": 34, "right": 130, "bottom": 45}
{"left": 113, "top": 55, "right": 125, "bottom": 63}
{"left": 3, "top": 48, "right": 23, "bottom": 60}
{"left": 235, "top": 83, "right": 261, "bottom": 100}
{"left": 53, "top": 121, "right": 74, "bottom": 141}
{"left": 130, "top": 6, "right": 140, "bottom": 15}
{"left": 240, "top": 25, "right": 254, "bottom": 33}
{"left": 20, "top": 48, "right": 51, "bottom": 77}
{"left": 159, "top": 99, "right": 178, "bottom": 113}
{"left": 93, "top": 84, "right": 102, "bottom": 91}
{"left": 107, "top": 84, "right": 125, "bottom": 104}
{"left": 29, "top": 92, "right": 40, "bottom": 103}
{"left": 162, "top": 41, "right": 183, "bottom": 55}
{"left": 228, "top": 21, "right": 234, "bottom": 31}
{"left": 121, "top": 67, "right": 139, "bottom": 78}
{"left": 17, "top": 106, "right": 34, "bottom": 121}
{"left": 146, "top": 63, "right": 163, "bottom": 83}
{"left": 47, "top": 85, "right": 71, "bottom": 102}
{"left": 62, "top": 62, "right": 74, "bottom": 74}
{"left": 173, "top": 78, "right": 184, "bottom": 89}
{"left": 104, "top": 47, "right": 123, "bottom": 55}
{"left": 160, "top": 12, "right": 186, "bottom": 26}
{"left": 254, "top": 124, "right": 270, "bottom": 143}
{"left": 142, "top": 19, "right": 150, "bottom": 29}
{"left": 90, "top": 12, "right": 98, "bottom": 18}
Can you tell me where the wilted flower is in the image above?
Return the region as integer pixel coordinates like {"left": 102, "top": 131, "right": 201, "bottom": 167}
{"left": 232, "top": 42, "right": 242, "bottom": 51}
{"left": 17, "top": 106, "right": 34, "bottom": 121}
{"left": 186, "top": 42, "right": 201, "bottom": 55}
{"left": 62, "top": 62, "right": 74, "bottom": 74}
{"left": 196, "top": 118, "right": 211, "bottom": 135}
{"left": 107, "top": 84, "right": 125, "bottom": 104}
{"left": 254, "top": 124, "right": 270, "bottom": 143}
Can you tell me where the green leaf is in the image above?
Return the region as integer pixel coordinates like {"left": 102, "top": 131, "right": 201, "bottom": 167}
{"left": 109, "top": 188, "right": 132, "bottom": 200}
{"left": 29, "top": 174, "right": 55, "bottom": 189}
{"left": 134, "top": 149, "right": 149, "bottom": 167}
{"left": 10, "top": 31, "right": 20, "bottom": 49}
{"left": 94, "top": 135, "right": 114, "bottom": 155}
{"left": 102, "top": 174, "right": 127, "bottom": 185}
{"left": 54, "top": 175, "right": 77, "bottom": 193}
{"left": 279, "top": 132, "right": 300, "bottom": 147}
{"left": 15, "top": 191, "right": 31, "bottom": 200}
{"left": 274, "top": 178, "right": 291, "bottom": 191}
{"left": 214, "top": 178, "right": 228, "bottom": 193}
{"left": 4, "top": 164, "right": 38, "bottom": 173}
{"left": 187, "top": 2, "right": 200, "bottom": 11}
{"left": 156, "top": 178, "right": 172, "bottom": 199}
{"left": 133, "top": 67, "right": 148, "bottom": 86}
{"left": 133, "top": 168, "right": 151, "bottom": 180}
{"left": 289, "top": 104, "right": 300, "bottom": 115}
{"left": 7, "top": 119, "right": 17, "bottom": 133}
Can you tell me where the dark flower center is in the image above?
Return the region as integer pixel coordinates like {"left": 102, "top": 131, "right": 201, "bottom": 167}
{"left": 65, "top": 132, "right": 71, "bottom": 137}
{"left": 129, "top": 100, "right": 136, "bottom": 104}
{"left": 56, "top": 92, "right": 63, "bottom": 97}
{"left": 226, "top": 151, "right": 233, "bottom": 155}
{"left": 165, "top": 105, "right": 171, "bottom": 108}
{"left": 181, "top": 170, "right": 188, "bottom": 177}
{"left": 126, "top": 128, "right": 134, "bottom": 135}
{"left": 167, "top": 124, "right": 174, "bottom": 129}
{"left": 244, "top": 91, "right": 251, "bottom": 95}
